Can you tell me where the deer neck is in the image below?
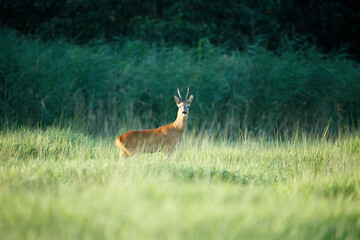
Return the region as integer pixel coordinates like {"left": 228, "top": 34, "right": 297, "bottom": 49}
{"left": 172, "top": 114, "right": 188, "bottom": 132}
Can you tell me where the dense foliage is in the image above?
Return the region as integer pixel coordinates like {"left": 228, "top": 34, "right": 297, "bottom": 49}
{"left": 1, "top": 0, "right": 360, "bottom": 56}
{"left": 1, "top": 29, "right": 360, "bottom": 135}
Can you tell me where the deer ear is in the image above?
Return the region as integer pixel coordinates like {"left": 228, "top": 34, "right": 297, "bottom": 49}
{"left": 187, "top": 95, "right": 194, "bottom": 104}
{"left": 174, "top": 96, "right": 181, "bottom": 104}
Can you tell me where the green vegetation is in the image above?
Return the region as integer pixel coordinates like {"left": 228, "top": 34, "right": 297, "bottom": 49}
{"left": 1, "top": 28, "right": 360, "bottom": 135}
{"left": 2, "top": 0, "right": 359, "bottom": 56}
{"left": 1, "top": 1, "right": 359, "bottom": 239}
{"left": 0, "top": 125, "right": 359, "bottom": 239}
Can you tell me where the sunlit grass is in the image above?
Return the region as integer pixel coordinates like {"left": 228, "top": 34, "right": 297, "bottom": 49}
{"left": 1, "top": 125, "right": 359, "bottom": 239}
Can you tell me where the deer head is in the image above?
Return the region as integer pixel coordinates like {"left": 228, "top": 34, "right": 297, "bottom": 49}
{"left": 174, "top": 87, "right": 194, "bottom": 118}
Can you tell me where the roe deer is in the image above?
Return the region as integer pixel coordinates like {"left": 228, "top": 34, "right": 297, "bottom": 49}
{"left": 115, "top": 88, "right": 194, "bottom": 157}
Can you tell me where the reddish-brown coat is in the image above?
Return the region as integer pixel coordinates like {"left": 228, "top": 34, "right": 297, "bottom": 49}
{"left": 115, "top": 89, "right": 193, "bottom": 157}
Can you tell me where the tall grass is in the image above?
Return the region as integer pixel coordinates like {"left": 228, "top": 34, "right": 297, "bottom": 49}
{"left": 1, "top": 28, "right": 360, "bottom": 136}
{"left": 0, "top": 124, "right": 359, "bottom": 239}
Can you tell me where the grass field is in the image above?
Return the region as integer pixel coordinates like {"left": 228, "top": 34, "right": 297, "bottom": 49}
{"left": 1, "top": 125, "right": 359, "bottom": 239}
{"left": 1, "top": 26, "right": 360, "bottom": 240}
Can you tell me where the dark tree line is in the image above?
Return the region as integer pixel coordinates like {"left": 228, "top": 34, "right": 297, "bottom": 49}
{"left": 1, "top": 0, "right": 360, "bottom": 55}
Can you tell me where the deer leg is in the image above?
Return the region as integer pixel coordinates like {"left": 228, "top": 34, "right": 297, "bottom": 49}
{"left": 122, "top": 146, "right": 134, "bottom": 158}
{"left": 163, "top": 145, "right": 176, "bottom": 156}
{"left": 115, "top": 137, "right": 134, "bottom": 158}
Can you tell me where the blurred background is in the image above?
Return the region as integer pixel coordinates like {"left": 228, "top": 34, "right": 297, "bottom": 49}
{"left": 1, "top": 0, "right": 360, "bottom": 136}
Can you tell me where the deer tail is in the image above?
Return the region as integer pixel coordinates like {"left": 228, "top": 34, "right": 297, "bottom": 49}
{"left": 115, "top": 136, "right": 132, "bottom": 156}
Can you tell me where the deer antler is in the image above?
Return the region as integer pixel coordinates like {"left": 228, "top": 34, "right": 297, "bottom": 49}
{"left": 185, "top": 87, "right": 190, "bottom": 100}
{"left": 177, "top": 88, "right": 182, "bottom": 100}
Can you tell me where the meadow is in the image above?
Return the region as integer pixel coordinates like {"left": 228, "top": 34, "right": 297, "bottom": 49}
{"left": 1, "top": 28, "right": 360, "bottom": 239}
{"left": 0, "top": 125, "right": 360, "bottom": 239}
